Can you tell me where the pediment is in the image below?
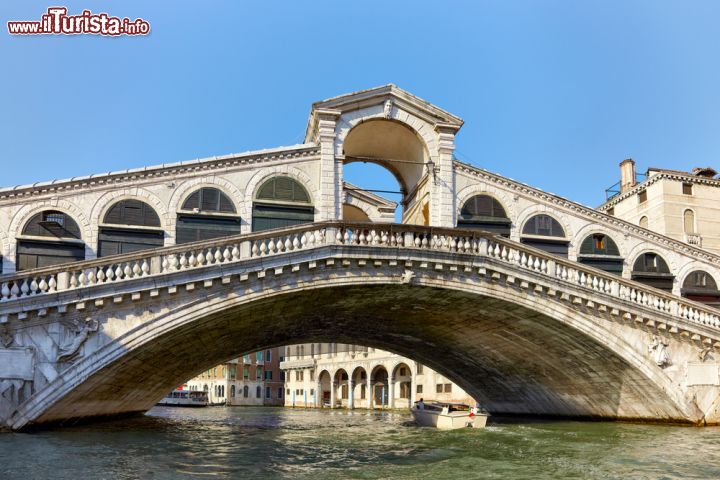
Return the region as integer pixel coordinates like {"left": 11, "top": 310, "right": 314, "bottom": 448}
{"left": 304, "top": 84, "right": 463, "bottom": 143}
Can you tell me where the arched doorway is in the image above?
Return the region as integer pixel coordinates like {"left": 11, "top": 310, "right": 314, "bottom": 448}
{"left": 521, "top": 214, "right": 569, "bottom": 257}
{"left": 318, "top": 370, "right": 332, "bottom": 407}
{"left": 176, "top": 187, "right": 241, "bottom": 243}
{"left": 16, "top": 211, "right": 85, "bottom": 271}
{"left": 392, "top": 363, "right": 413, "bottom": 409}
{"left": 334, "top": 369, "right": 349, "bottom": 408}
{"left": 98, "top": 200, "right": 164, "bottom": 257}
{"left": 351, "top": 366, "right": 368, "bottom": 409}
{"left": 252, "top": 176, "right": 314, "bottom": 231}
{"left": 371, "top": 366, "right": 389, "bottom": 408}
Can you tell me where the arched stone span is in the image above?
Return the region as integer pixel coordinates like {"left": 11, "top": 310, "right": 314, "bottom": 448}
{"left": 9, "top": 268, "right": 705, "bottom": 430}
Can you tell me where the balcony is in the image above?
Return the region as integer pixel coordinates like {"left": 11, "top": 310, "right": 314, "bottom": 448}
{"left": 280, "top": 358, "right": 316, "bottom": 370}
{"left": 686, "top": 234, "right": 703, "bottom": 247}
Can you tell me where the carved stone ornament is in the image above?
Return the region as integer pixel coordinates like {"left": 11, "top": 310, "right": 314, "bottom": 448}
{"left": 0, "top": 325, "right": 13, "bottom": 348}
{"left": 648, "top": 336, "right": 670, "bottom": 367}
{"left": 383, "top": 99, "right": 393, "bottom": 119}
{"left": 401, "top": 269, "right": 416, "bottom": 284}
{"left": 57, "top": 317, "right": 99, "bottom": 363}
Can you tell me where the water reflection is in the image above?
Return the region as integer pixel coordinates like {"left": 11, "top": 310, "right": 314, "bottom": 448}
{"left": 1, "top": 407, "right": 719, "bottom": 479}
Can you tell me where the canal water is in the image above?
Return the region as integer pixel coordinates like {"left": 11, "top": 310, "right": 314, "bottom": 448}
{"left": 1, "top": 407, "right": 719, "bottom": 479}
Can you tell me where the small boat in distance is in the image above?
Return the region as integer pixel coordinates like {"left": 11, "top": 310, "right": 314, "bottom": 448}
{"left": 157, "top": 390, "right": 209, "bottom": 407}
{"left": 410, "top": 401, "right": 488, "bottom": 429}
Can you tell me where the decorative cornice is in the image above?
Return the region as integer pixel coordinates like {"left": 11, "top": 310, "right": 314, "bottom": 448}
{"left": 0, "top": 144, "right": 320, "bottom": 202}
{"left": 599, "top": 171, "right": 720, "bottom": 210}
{"left": 453, "top": 160, "right": 720, "bottom": 266}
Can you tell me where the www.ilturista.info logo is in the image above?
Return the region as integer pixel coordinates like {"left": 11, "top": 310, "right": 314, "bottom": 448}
{"left": 7, "top": 7, "right": 150, "bottom": 36}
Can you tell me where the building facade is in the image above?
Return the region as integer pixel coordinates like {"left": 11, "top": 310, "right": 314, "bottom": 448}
{"left": 601, "top": 160, "right": 720, "bottom": 305}
{"left": 186, "top": 348, "right": 285, "bottom": 406}
{"left": 280, "top": 343, "right": 475, "bottom": 409}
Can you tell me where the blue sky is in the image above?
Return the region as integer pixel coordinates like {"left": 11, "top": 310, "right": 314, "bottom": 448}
{"left": 2, "top": 1, "right": 720, "bottom": 208}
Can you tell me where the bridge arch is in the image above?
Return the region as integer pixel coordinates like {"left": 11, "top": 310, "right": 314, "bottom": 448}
{"left": 4, "top": 244, "right": 709, "bottom": 429}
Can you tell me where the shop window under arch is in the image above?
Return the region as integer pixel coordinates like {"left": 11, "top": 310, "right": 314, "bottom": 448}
{"left": 520, "top": 214, "right": 569, "bottom": 257}
{"left": 458, "top": 194, "right": 511, "bottom": 236}
{"left": 16, "top": 210, "right": 85, "bottom": 271}
{"left": 631, "top": 252, "right": 674, "bottom": 292}
{"left": 99, "top": 199, "right": 164, "bottom": 257}
{"left": 681, "top": 270, "right": 720, "bottom": 307}
{"left": 176, "top": 187, "right": 241, "bottom": 244}
{"left": 577, "top": 233, "right": 623, "bottom": 275}
{"left": 252, "top": 176, "right": 314, "bottom": 232}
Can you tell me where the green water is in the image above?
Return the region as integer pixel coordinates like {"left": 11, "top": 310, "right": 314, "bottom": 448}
{"left": 1, "top": 407, "right": 719, "bottom": 479}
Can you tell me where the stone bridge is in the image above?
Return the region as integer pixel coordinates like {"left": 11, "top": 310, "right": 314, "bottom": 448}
{"left": 2, "top": 84, "right": 720, "bottom": 429}
{"left": 2, "top": 222, "right": 720, "bottom": 429}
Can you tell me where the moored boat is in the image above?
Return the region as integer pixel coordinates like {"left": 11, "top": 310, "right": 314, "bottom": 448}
{"left": 410, "top": 401, "right": 488, "bottom": 429}
{"left": 157, "top": 390, "right": 209, "bottom": 407}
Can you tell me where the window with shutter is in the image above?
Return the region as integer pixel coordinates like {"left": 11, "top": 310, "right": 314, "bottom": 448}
{"left": 520, "top": 215, "right": 569, "bottom": 257}
{"left": 631, "top": 253, "right": 674, "bottom": 291}
{"left": 457, "top": 195, "right": 511, "bottom": 236}
{"left": 252, "top": 177, "right": 314, "bottom": 232}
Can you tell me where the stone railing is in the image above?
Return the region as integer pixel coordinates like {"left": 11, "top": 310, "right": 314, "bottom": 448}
{"left": 686, "top": 234, "right": 703, "bottom": 248}
{"left": 1, "top": 221, "right": 719, "bottom": 334}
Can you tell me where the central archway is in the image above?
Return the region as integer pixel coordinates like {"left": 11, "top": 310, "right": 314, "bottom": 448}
{"left": 343, "top": 119, "right": 431, "bottom": 224}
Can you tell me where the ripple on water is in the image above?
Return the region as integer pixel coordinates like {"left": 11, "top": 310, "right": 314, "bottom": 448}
{"left": 1, "top": 407, "right": 720, "bottom": 479}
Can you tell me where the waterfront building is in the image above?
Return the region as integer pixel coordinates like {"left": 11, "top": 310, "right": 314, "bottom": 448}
{"left": 186, "top": 348, "right": 284, "bottom": 406}
{"left": 600, "top": 160, "right": 720, "bottom": 305}
{"left": 280, "top": 343, "right": 475, "bottom": 409}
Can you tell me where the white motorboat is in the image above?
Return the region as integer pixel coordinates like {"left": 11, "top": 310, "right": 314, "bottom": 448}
{"left": 157, "top": 390, "right": 209, "bottom": 407}
{"left": 410, "top": 401, "right": 488, "bottom": 429}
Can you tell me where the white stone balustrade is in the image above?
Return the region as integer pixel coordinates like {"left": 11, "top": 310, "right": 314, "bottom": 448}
{"left": 1, "top": 222, "right": 720, "bottom": 332}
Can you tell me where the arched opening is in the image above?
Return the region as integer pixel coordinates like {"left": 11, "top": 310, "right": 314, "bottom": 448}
{"left": 577, "top": 233, "right": 624, "bottom": 275}
{"left": 392, "top": 362, "right": 413, "bottom": 409}
{"left": 16, "top": 211, "right": 85, "bottom": 271}
{"left": 457, "top": 195, "right": 511, "bottom": 236}
{"left": 176, "top": 187, "right": 241, "bottom": 243}
{"left": 98, "top": 200, "right": 164, "bottom": 257}
{"left": 252, "top": 176, "right": 314, "bottom": 232}
{"left": 342, "top": 204, "right": 371, "bottom": 222}
{"left": 351, "top": 366, "right": 368, "bottom": 408}
{"left": 520, "top": 214, "right": 569, "bottom": 257}
{"left": 318, "top": 370, "right": 332, "bottom": 407}
{"left": 681, "top": 271, "right": 720, "bottom": 307}
{"left": 371, "top": 366, "right": 389, "bottom": 408}
{"left": 639, "top": 216, "right": 649, "bottom": 229}
{"left": 631, "top": 253, "right": 674, "bottom": 292}
{"left": 343, "top": 119, "right": 429, "bottom": 224}
{"left": 26, "top": 282, "right": 698, "bottom": 429}
{"left": 334, "top": 368, "right": 349, "bottom": 407}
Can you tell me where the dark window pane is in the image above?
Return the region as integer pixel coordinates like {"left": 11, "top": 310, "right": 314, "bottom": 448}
{"left": 22, "top": 211, "right": 81, "bottom": 239}
{"left": 181, "top": 188, "right": 236, "bottom": 214}
{"left": 104, "top": 200, "right": 161, "bottom": 227}
{"left": 176, "top": 215, "right": 242, "bottom": 244}
{"left": 16, "top": 240, "right": 85, "bottom": 271}
{"left": 520, "top": 238, "right": 569, "bottom": 258}
{"left": 98, "top": 228, "right": 164, "bottom": 257}
{"left": 252, "top": 204, "right": 314, "bottom": 232}
{"left": 522, "top": 215, "right": 565, "bottom": 237}
{"left": 256, "top": 177, "right": 311, "bottom": 203}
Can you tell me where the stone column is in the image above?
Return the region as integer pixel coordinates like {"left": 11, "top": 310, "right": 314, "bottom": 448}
{"left": 430, "top": 123, "right": 460, "bottom": 227}
{"left": 316, "top": 109, "right": 342, "bottom": 222}
{"left": 388, "top": 374, "right": 395, "bottom": 409}
{"left": 315, "top": 382, "right": 321, "bottom": 408}
{"left": 348, "top": 380, "right": 354, "bottom": 409}
{"left": 330, "top": 380, "right": 336, "bottom": 409}
{"left": 367, "top": 377, "right": 373, "bottom": 409}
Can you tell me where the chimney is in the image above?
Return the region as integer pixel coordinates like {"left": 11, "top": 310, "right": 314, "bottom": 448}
{"left": 620, "top": 158, "right": 636, "bottom": 193}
